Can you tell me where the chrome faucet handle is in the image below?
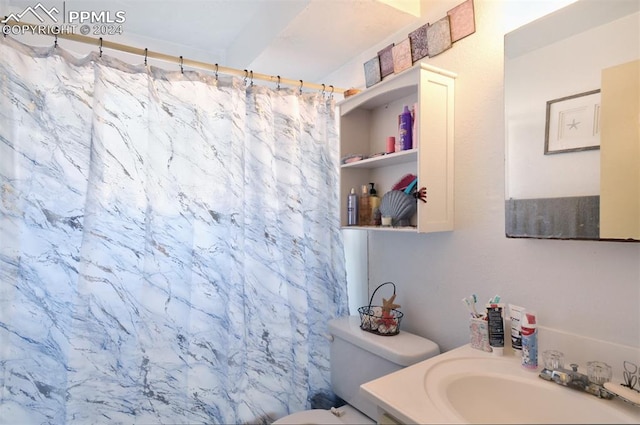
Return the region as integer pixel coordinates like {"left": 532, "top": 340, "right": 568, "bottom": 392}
{"left": 539, "top": 361, "right": 614, "bottom": 400}
{"left": 551, "top": 369, "right": 572, "bottom": 385}
{"left": 539, "top": 368, "right": 554, "bottom": 381}
{"left": 566, "top": 364, "right": 591, "bottom": 389}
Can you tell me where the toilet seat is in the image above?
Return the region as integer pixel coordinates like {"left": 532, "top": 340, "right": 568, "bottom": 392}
{"left": 272, "top": 405, "right": 375, "bottom": 424}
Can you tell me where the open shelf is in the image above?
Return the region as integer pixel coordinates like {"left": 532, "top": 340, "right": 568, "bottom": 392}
{"left": 338, "top": 63, "right": 456, "bottom": 234}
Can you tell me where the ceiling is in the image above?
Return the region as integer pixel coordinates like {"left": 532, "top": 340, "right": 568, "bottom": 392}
{"left": 3, "top": 0, "right": 424, "bottom": 83}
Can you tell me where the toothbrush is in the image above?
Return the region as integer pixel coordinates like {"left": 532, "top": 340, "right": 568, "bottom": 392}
{"left": 462, "top": 297, "right": 476, "bottom": 318}
{"left": 470, "top": 294, "right": 480, "bottom": 317}
{"left": 488, "top": 295, "right": 501, "bottom": 304}
{"left": 463, "top": 297, "right": 482, "bottom": 318}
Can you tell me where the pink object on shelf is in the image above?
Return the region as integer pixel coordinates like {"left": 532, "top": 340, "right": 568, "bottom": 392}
{"left": 386, "top": 136, "right": 395, "bottom": 153}
{"left": 392, "top": 173, "right": 417, "bottom": 192}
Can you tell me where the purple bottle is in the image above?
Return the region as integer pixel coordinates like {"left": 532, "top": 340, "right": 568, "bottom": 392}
{"left": 399, "top": 105, "right": 413, "bottom": 151}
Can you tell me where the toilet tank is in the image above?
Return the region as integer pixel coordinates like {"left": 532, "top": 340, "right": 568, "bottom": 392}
{"left": 328, "top": 316, "right": 440, "bottom": 420}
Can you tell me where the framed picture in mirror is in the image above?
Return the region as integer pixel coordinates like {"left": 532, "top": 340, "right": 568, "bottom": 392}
{"left": 544, "top": 89, "right": 601, "bottom": 154}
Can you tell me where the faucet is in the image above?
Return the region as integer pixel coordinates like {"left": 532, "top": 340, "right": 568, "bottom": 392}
{"left": 539, "top": 363, "right": 613, "bottom": 399}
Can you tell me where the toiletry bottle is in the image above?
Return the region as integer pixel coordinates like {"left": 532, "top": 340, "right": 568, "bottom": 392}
{"left": 509, "top": 304, "right": 524, "bottom": 355}
{"left": 487, "top": 304, "right": 505, "bottom": 356}
{"left": 521, "top": 311, "right": 538, "bottom": 369}
{"left": 395, "top": 130, "right": 403, "bottom": 153}
{"left": 411, "top": 103, "right": 418, "bottom": 149}
{"left": 369, "top": 183, "right": 381, "bottom": 225}
{"left": 347, "top": 188, "right": 358, "bottom": 226}
{"left": 358, "top": 184, "right": 371, "bottom": 226}
{"left": 399, "top": 105, "right": 413, "bottom": 151}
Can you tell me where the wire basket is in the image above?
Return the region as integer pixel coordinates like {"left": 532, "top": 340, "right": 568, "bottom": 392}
{"left": 358, "top": 281, "right": 403, "bottom": 336}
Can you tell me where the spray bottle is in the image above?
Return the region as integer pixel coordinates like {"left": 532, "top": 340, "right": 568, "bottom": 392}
{"left": 521, "top": 310, "right": 538, "bottom": 369}
{"left": 398, "top": 105, "right": 413, "bottom": 151}
{"left": 347, "top": 188, "right": 358, "bottom": 226}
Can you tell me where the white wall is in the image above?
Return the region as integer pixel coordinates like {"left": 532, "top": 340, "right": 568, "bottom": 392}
{"left": 328, "top": 0, "right": 640, "bottom": 353}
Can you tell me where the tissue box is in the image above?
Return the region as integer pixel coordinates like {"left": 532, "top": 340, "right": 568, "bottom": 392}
{"left": 470, "top": 317, "right": 492, "bottom": 352}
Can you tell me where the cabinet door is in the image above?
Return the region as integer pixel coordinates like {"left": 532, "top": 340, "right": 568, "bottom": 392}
{"left": 417, "top": 68, "right": 455, "bottom": 233}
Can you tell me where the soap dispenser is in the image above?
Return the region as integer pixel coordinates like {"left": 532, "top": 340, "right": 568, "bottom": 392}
{"left": 369, "top": 183, "right": 381, "bottom": 225}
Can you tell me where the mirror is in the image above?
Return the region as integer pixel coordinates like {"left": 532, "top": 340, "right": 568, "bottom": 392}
{"left": 504, "top": 0, "right": 639, "bottom": 241}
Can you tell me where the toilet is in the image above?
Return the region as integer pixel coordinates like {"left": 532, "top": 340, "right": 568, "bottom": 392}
{"left": 273, "top": 315, "right": 440, "bottom": 424}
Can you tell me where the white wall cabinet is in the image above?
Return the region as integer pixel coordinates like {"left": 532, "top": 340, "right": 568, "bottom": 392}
{"left": 338, "top": 63, "right": 456, "bottom": 233}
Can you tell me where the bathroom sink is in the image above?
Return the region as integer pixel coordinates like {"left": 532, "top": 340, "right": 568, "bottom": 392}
{"left": 360, "top": 345, "right": 640, "bottom": 424}
{"left": 424, "top": 357, "right": 637, "bottom": 424}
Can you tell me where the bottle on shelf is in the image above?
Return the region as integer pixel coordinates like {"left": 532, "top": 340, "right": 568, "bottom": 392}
{"left": 369, "top": 183, "right": 381, "bottom": 225}
{"left": 394, "top": 133, "right": 403, "bottom": 153}
{"left": 347, "top": 188, "right": 358, "bottom": 226}
{"left": 358, "top": 184, "right": 371, "bottom": 226}
{"left": 399, "top": 105, "right": 413, "bottom": 151}
{"left": 411, "top": 103, "right": 418, "bottom": 149}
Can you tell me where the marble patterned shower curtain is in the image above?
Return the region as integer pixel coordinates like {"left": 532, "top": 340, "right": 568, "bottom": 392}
{"left": 0, "top": 37, "right": 348, "bottom": 424}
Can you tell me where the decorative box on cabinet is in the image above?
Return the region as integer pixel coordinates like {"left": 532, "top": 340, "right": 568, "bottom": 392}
{"left": 338, "top": 63, "right": 456, "bottom": 233}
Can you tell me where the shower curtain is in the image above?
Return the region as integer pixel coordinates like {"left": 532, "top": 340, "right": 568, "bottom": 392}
{"left": 0, "top": 37, "right": 348, "bottom": 424}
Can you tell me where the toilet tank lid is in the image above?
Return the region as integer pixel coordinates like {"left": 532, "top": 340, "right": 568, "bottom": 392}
{"left": 328, "top": 316, "right": 440, "bottom": 367}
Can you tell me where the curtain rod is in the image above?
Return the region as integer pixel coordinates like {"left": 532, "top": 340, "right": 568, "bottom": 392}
{"left": 2, "top": 19, "right": 347, "bottom": 94}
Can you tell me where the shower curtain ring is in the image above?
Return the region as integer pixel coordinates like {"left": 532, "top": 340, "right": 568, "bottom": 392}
{"left": 179, "top": 56, "right": 184, "bottom": 74}
{"left": 321, "top": 83, "right": 326, "bottom": 98}
{"left": 299, "top": 80, "right": 303, "bottom": 95}
{"left": 276, "top": 76, "right": 281, "bottom": 90}
{"left": 54, "top": 34, "right": 58, "bottom": 48}
{"left": 329, "top": 85, "right": 334, "bottom": 99}
{"left": 99, "top": 37, "right": 103, "bottom": 57}
{"left": 144, "top": 48, "right": 148, "bottom": 66}
{"left": 249, "top": 70, "right": 254, "bottom": 86}
{"left": 214, "top": 63, "right": 219, "bottom": 80}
